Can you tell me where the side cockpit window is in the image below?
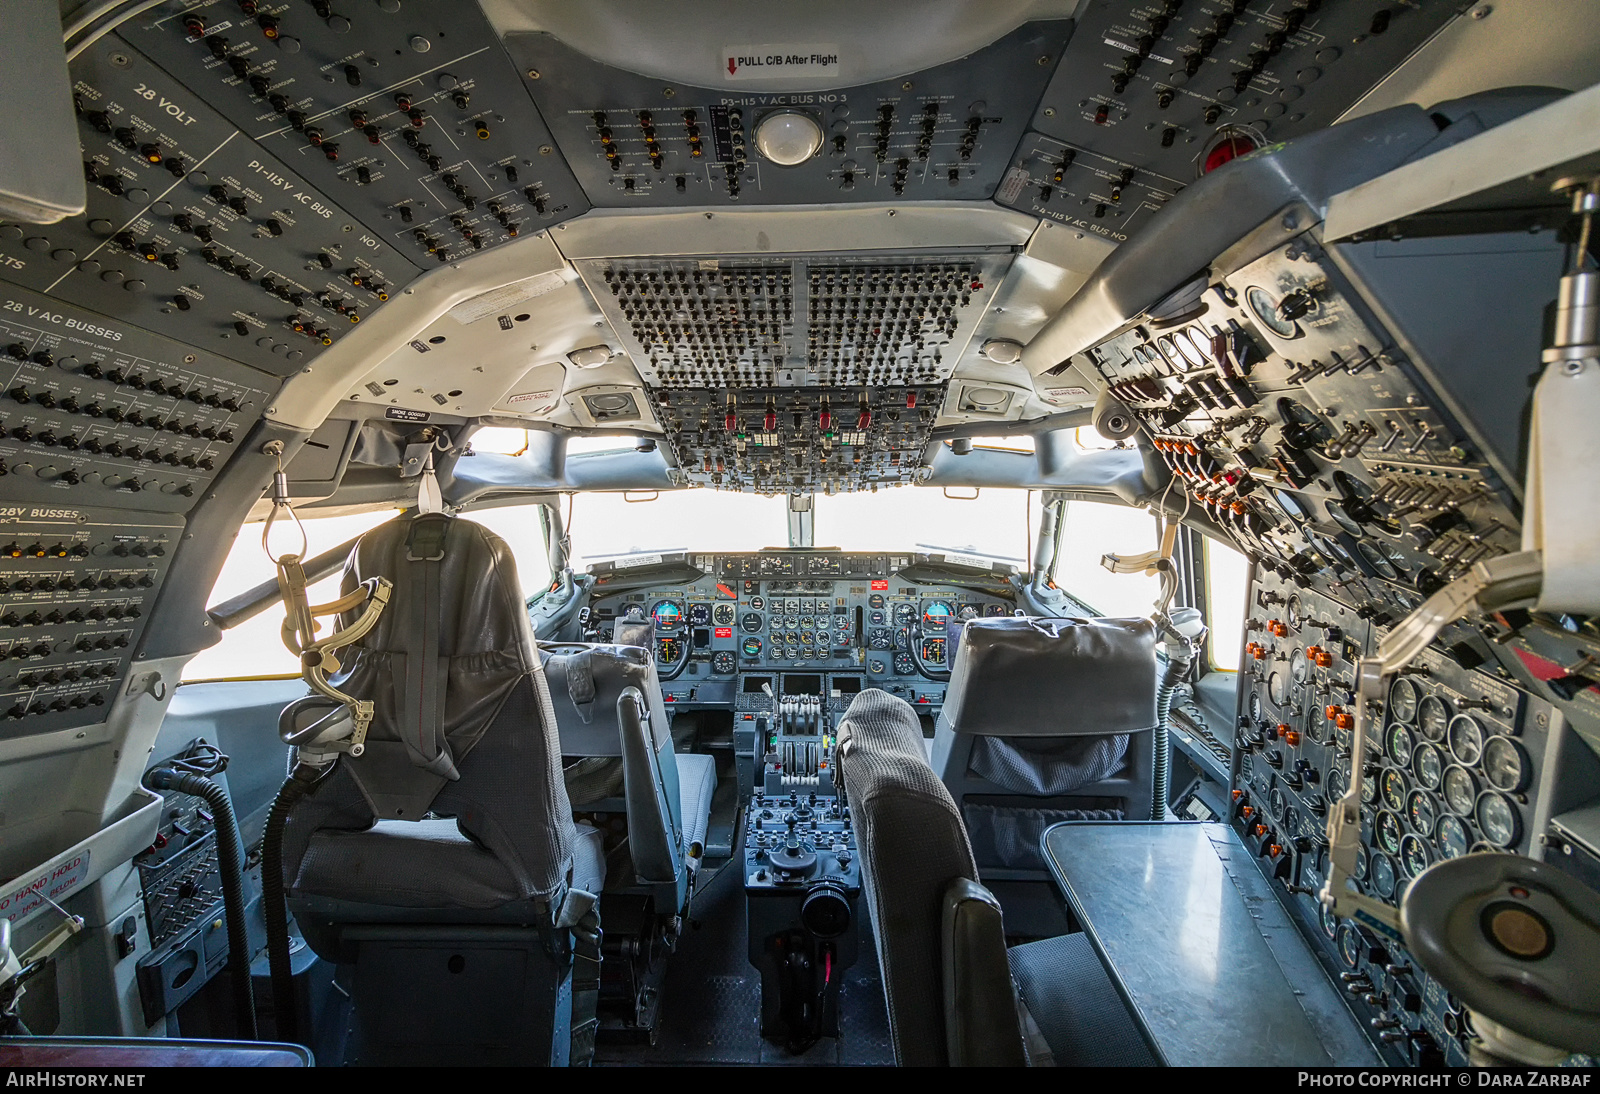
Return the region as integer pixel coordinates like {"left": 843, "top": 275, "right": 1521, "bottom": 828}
{"left": 1048, "top": 500, "right": 1163, "bottom": 617}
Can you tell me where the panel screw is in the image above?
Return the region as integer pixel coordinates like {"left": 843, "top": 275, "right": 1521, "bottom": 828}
{"left": 1471, "top": 5, "right": 1492, "bottom": 17}
{"left": 527, "top": 69, "right": 541, "bottom": 79}
{"left": 901, "top": 81, "right": 914, "bottom": 91}
{"left": 540, "top": 145, "right": 553, "bottom": 155}
{"left": 663, "top": 87, "right": 676, "bottom": 98}
{"left": 1037, "top": 55, "right": 1051, "bottom": 66}
{"left": 1043, "top": 107, "right": 1056, "bottom": 117}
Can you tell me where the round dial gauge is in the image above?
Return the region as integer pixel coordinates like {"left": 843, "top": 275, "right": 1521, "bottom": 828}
{"left": 1271, "top": 488, "right": 1308, "bottom": 522}
{"left": 1355, "top": 844, "right": 1369, "bottom": 883}
{"left": 1248, "top": 285, "right": 1300, "bottom": 338}
{"left": 1381, "top": 768, "right": 1408, "bottom": 812}
{"left": 1400, "top": 834, "right": 1432, "bottom": 879}
{"left": 1418, "top": 695, "right": 1450, "bottom": 741}
{"left": 1375, "top": 809, "right": 1403, "bottom": 855}
{"left": 713, "top": 603, "right": 735, "bottom": 626}
{"left": 1442, "top": 765, "right": 1478, "bottom": 816}
{"left": 1337, "top": 923, "right": 1362, "bottom": 967}
{"left": 1284, "top": 806, "right": 1306, "bottom": 842}
{"left": 741, "top": 636, "right": 763, "bottom": 658}
{"left": 868, "top": 594, "right": 884, "bottom": 609}
{"left": 1270, "top": 786, "right": 1288, "bottom": 822}
{"left": 892, "top": 603, "right": 916, "bottom": 624}
{"left": 1476, "top": 791, "right": 1521, "bottom": 848}
{"left": 1414, "top": 743, "right": 1444, "bottom": 790}
{"left": 867, "top": 628, "right": 890, "bottom": 649}
{"left": 1268, "top": 671, "right": 1288, "bottom": 707}
{"left": 688, "top": 603, "right": 711, "bottom": 626}
{"left": 1482, "top": 735, "right": 1529, "bottom": 793}
{"left": 750, "top": 596, "right": 766, "bottom": 611}
{"left": 922, "top": 600, "right": 953, "bottom": 628}
{"left": 1290, "top": 647, "right": 1309, "bottom": 684}
{"left": 1388, "top": 678, "right": 1419, "bottom": 723}
{"left": 1326, "top": 766, "right": 1348, "bottom": 802}
{"left": 892, "top": 652, "right": 915, "bottom": 675}
{"left": 1357, "top": 539, "right": 1399, "bottom": 581}
{"left": 1406, "top": 789, "right": 1436, "bottom": 836}
{"left": 741, "top": 612, "right": 763, "bottom": 633}
{"left": 1320, "top": 903, "right": 1340, "bottom": 940}
{"left": 1174, "top": 328, "right": 1209, "bottom": 366}
{"left": 958, "top": 605, "right": 980, "bottom": 621}
{"left": 1386, "top": 723, "right": 1415, "bottom": 768}
{"left": 1436, "top": 814, "right": 1470, "bottom": 859}
{"left": 1156, "top": 335, "right": 1182, "bottom": 367}
{"left": 1326, "top": 500, "right": 1365, "bottom": 538}
{"left": 1286, "top": 595, "right": 1302, "bottom": 630}
{"left": 1448, "top": 714, "right": 1485, "bottom": 766}
{"left": 650, "top": 600, "right": 683, "bottom": 629}
{"left": 1370, "top": 853, "right": 1398, "bottom": 899}
{"left": 1249, "top": 693, "right": 1263, "bottom": 720}
{"left": 869, "top": 610, "right": 886, "bottom": 625}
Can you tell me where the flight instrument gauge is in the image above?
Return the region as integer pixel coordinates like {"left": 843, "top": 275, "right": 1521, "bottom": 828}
{"left": 893, "top": 652, "right": 915, "bottom": 675}
{"left": 712, "top": 603, "right": 736, "bottom": 626}
{"left": 688, "top": 603, "right": 711, "bottom": 626}
{"left": 1388, "top": 678, "right": 1419, "bottom": 723}
{"left": 868, "top": 594, "right": 885, "bottom": 609}
{"left": 1418, "top": 695, "right": 1449, "bottom": 741}
{"left": 1448, "top": 715, "right": 1485, "bottom": 766}
{"left": 922, "top": 601, "right": 952, "bottom": 629}
{"left": 742, "top": 637, "right": 763, "bottom": 659}
{"left": 958, "top": 605, "right": 980, "bottom": 621}
{"left": 1476, "top": 791, "right": 1521, "bottom": 848}
{"left": 741, "top": 613, "right": 763, "bottom": 633}
{"left": 651, "top": 600, "right": 684, "bottom": 629}
{"left": 1482, "top": 735, "right": 1529, "bottom": 793}
{"left": 1248, "top": 285, "right": 1301, "bottom": 338}
{"left": 868, "top": 628, "right": 890, "bottom": 650}
{"left": 892, "top": 603, "right": 916, "bottom": 625}
{"left": 712, "top": 651, "right": 735, "bottom": 673}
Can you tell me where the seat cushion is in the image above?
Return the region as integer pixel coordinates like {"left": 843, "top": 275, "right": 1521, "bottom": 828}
{"left": 675, "top": 752, "right": 716, "bottom": 854}
{"left": 1008, "top": 933, "right": 1156, "bottom": 1067}
{"left": 294, "top": 818, "right": 520, "bottom": 909}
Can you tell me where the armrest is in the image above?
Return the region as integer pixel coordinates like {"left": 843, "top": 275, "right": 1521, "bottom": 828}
{"left": 941, "top": 877, "right": 1028, "bottom": 1067}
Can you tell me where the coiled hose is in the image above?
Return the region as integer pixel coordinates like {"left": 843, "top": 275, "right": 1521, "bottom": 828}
{"left": 1152, "top": 645, "right": 1193, "bottom": 821}
{"left": 142, "top": 768, "right": 257, "bottom": 1040}
{"left": 262, "top": 766, "right": 320, "bottom": 1044}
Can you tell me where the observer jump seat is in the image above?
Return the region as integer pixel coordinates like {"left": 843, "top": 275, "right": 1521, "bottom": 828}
{"left": 279, "top": 512, "right": 604, "bottom": 1065}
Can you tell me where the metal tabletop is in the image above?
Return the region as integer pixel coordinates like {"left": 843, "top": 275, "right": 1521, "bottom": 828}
{"left": 1042, "top": 820, "right": 1378, "bottom": 1068}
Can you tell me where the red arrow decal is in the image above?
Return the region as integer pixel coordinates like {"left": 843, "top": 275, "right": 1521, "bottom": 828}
{"left": 727, "top": 56, "right": 737, "bottom": 75}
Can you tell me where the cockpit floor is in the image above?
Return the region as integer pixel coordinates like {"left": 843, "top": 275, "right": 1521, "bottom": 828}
{"left": 593, "top": 830, "right": 894, "bottom": 1066}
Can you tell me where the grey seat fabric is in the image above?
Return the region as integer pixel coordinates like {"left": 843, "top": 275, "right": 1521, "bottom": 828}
{"left": 836, "top": 688, "right": 1027, "bottom": 1067}
{"left": 932, "top": 616, "right": 1158, "bottom": 871}
{"left": 284, "top": 514, "right": 579, "bottom": 907}
{"left": 1008, "top": 933, "right": 1157, "bottom": 1067}
{"left": 296, "top": 818, "right": 606, "bottom": 909}
{"left": 542, "top": 643, "right": 713, "bottom": 912}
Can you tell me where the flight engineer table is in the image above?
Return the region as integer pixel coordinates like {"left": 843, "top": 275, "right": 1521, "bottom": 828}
{"left": 1040, "top": 820, "right": 1380, "bottom": 1067}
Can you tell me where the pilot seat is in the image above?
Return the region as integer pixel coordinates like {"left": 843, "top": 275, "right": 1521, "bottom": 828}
{"left": 541, "top": 617, "right": 717, "bottom": 1040}
{"left": 931, "top": 616, "right": 1159, "bottom": 876}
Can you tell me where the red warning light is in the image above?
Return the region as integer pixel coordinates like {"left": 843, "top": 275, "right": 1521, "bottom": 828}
{"left": 1203, "top": 135, "right": 1258, "bottom": 175}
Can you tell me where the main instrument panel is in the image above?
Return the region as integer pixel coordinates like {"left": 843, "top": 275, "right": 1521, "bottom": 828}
{"left": 579, "top": 549, "right": 1019, "bottom": 710}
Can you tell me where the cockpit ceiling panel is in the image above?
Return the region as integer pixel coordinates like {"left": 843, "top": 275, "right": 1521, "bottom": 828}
{"left": 506, "top": 22, "right": 1071, "bottom": 209}
{"left": 577, "top": 252, "right": 1012, "bottom": 391}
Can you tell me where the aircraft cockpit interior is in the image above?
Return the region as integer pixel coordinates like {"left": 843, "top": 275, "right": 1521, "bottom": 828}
{"left": 3, "top": 0, "right": 1600, "bottom": 1069}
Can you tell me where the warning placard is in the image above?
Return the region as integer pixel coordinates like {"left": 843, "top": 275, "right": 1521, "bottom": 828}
{"left": 724, "top": 44, "right": 841, "bottom": 80}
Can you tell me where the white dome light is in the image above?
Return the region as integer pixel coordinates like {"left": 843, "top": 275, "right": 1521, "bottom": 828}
{"left": 754, "top": 111, "right": 823, "bottom": 166}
